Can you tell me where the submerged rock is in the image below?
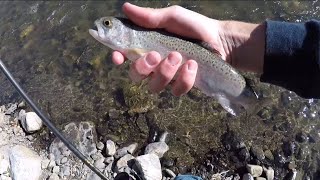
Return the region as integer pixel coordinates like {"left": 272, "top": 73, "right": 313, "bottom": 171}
{"left": 9, "top": 145, "right": 42, "bottom": 180}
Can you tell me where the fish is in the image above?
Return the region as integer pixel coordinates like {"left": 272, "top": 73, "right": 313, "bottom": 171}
{"left": 89, "top": 16, "right": 260, "bottom": 116}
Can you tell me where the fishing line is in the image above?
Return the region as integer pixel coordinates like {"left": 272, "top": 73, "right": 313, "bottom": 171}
{"left": 0, "top": 59, "right": 108, "bottom": 180}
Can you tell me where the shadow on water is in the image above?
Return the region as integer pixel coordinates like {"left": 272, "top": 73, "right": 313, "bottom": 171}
{"left": 1, "top": 0, "right": 320, "bottom": 178}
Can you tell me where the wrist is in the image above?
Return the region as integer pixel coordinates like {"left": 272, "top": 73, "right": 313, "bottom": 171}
{"left": 218, "top": 20, "right": 266, "bottom": 73}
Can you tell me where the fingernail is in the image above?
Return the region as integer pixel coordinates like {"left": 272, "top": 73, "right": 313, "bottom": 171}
{"left": 145, "top": 53, "right": 158, "bottom": 66}
{"left": 188, "top": 61, "right": 197, "bottom": 71}
{"left": 168, "top": 55, "right": 180, "bottom": 66}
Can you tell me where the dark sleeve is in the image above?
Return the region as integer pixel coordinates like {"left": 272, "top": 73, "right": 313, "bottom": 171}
{"left": 260, "top": 20, "right": 320, "bottom": 99}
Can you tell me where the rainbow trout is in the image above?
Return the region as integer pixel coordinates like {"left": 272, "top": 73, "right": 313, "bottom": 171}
{"left": 89, "top": 17, "right": 259, "bottom": 116}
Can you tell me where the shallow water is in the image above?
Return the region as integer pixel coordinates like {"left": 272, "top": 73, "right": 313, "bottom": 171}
{"left": 0, "top": 0, "right": 320, "bottom": 179}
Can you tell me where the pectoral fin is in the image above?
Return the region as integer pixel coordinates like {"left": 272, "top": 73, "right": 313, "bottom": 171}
{"left": 126, "top": 48, "right": 148, "bottom": 60}
{"left": 217, "top": 95, "right": 244, "bottom": 116}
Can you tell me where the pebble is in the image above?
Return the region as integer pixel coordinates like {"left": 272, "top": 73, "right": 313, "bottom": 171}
{"left": 144, "top": 142, "right": 169, "bottom": 158}
{"left": 105, "top": 156, "right": 114, "bottom": 164}
{"left": 106, "top": 140, "right": 116, "bottom": 156}
{"left": 246, "top": 164, "right": 263, "bottom": 177}
{"left": 41, "top": 159, "right": 50, "bottom": 169}
{"left": 256, "top": 177, "right": 267, "bottom": 180}
{"left": 94, "top": 158, "right": 106, "bottom": 169}
{"left": 9, "top": 145, "right": 42, "bottom": 180}
{"left": 264, "top": 167, "right": 274, "bottom": 180}
{"left": 164, "top": 168, "right": 176, "bottom": 177}
{"left": 62, "top": 166, "right": 71, "bottom": 176}
{"left": 264, "top": 149, "right": 274, "bottom": 161}
{"left": 0, "top": 158, "right": 10, "bottom": 174}
{"left": 251, "top": 146, "right": 265, "bottom": 161}
{"left": 18, "top": 101, "right": 26, "bottom": 108}
{"left": 97, "top": 142, "right": 104, "bottom": 150}
{"left": 238, "top": 148, "right": 250, "bottom": 161}
{"left": 48, "top": 173, "right": 60, "bottom": 180}
{"left": 60, "top": 157, "right": 68, "bottom": 164}
{"left": 114, "top": 143, "right": 138, "bottom": 159}
{"left": 135, "top": 154, "right": 162, "bottom": 180}
{"left": 20, "top": 112, "right": 43, "bottom": 133}
{"left": 243, "top": 173, "right": 254, "bottom": 180}
{"left": 296, "top": 132, "right": 308, "bottom": 143}
{"left": 116, "top": 154, "right": 135, "bottom": 172}
{"left": 52, "top": 166, "right": 60, "bottom": 173}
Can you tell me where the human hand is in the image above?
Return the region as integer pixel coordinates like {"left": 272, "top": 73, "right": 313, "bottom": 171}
{"left": 112, "top": 2, "right": 227, "bottom": 96}
{"left": 112, "top": 2, "right": 265, "bottom": 95}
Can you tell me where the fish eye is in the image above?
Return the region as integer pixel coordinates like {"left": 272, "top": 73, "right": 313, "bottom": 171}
{"left": 103, "top": 20, "right": 111, "bottom": 27}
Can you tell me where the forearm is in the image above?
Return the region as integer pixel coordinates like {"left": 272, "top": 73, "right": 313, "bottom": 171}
{"left": 219, "top": 20, "right": 266, "bottom": 74}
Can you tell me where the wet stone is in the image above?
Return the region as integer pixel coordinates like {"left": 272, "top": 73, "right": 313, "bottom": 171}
{"left": 97, "top": 142, "right": 104, "bottom": 150}
{"left": 243, "top": 173, "right": 254, "bottom": 180}
{"left": 251, "top": 146, "right": 265, "bottom": 161}
{"left": 246, "top": 164, "right": 263, "bottom": 177}
{"left": 238, "top": 148, "right": 250, "bottom": 161}
{"left": 264, "top": 149, "right": 274, "bottom": 161}
{"left": 106, "top": 140, "right": 116, "bottom": 156}
{"left": 144, "top": 142, "right": 169, "bottom": 158}
{"left": 282, "top": 141, "right": 297, "bottom": 157}
{"left": 221, "top": 131, "right": 245, "bottom": 151}
{"left": 264, "top": 167, "right": 274, "bottom": 180}
{"left": 295, "top": 132, "right": 308, "bottom": 143}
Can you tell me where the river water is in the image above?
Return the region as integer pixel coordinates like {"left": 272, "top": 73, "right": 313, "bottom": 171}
{"left": 0, "top": 1, "right": 320, "bottom": 179}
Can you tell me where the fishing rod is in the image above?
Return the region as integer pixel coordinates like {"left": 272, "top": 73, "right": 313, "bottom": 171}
{"left": 0, "top": 59, "right": 108, "bottom": 180}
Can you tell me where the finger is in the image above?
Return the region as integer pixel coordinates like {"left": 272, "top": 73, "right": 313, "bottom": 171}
{"left": 148, "top": 52, "right": 182, "bottom": 93}
{"left": 112, "top": 51, "right": 125, "bottom": 65}
{"left": 122, "top": 2, "right": 211, "bottom": 40}
{"left": 171, "top": 60, "right": 198, "bottom": 96}
{"left": 129, "top": 51, "right": 161, "bottom": 82}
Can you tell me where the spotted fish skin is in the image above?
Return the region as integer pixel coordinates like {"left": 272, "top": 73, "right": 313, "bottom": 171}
{"left": 89, "top": 17, "right": 258, "bottom": 116}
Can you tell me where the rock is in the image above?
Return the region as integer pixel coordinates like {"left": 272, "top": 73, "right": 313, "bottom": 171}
{"left": 282, "top": 141, "right": 297, "bottom": 157}
{"left": 284, "top": 169, "right": 297, "bottom": 180}
{"left": 9, "top": 145, "right": 41, "bottom": 180}
{"left": 48, "top": 173, "right": 60, "bottom": 180}
{"left": 0, "top": 112, "right": 5, "bottom": 126}
{"left": 264, "top": 167, "right": 274, "bottom": 180}
{"left": 296, "top": 132, "right": 308, "bottom": 143}
{"left": 94, "top": 158, "right": 106, "bottom": 169}
{"left": 256, "top": 178, "right": 266, "bottom": 180}
{"left": 135, "top": 154, "right": 162, "bottom": 180}
{"left": 221, "top": 131, "right": 245, "bottom": 151}
{"left": 48, "top": 160, "right": 56, "bottom": 168}
{"left": 62, "top": 166, "right": 71, "bottom": 176}
{"left": 52, "top": 166, "right": 60, "bottom": 173}
{"left": 5, "top": 103, "right": 17, "bottom": 115}
{"left": 114, "top": 143, "right": 138, "bottom": 159}
{"left": 238, "top": 148, "right": 250, "bottom": 161}
{"left": 106, "top": 140, "right": 116, "bottom": 156}
{"left": 0, "top": 158, "right": 10, "bottom": 174}
{"left": 158, "top": 131, "right": 169, "bottom": 142}
{"left": 18, "top": 101, "right": 26, "bottom": 108}
{"left": 41, "top": 159, "right": 50, "bottom": 169}
{"left": 264, "top": 149, "right": 274, "bottom": 161}
{"left": 60, "top": 157, "right": 68, "bottom": 164}
{"left": 251, "top": 146, "right": 265, "bottom": 161}
{"left": 105, "top": 156, "right": 114, "bottom": 164}
{"left": 50, "top": 122, "right": 98, "bottom": 160}
{"left": 242, "top": 173, "right": 254, "bottom": 180}
{"left": 246, "top": 164, "right": 263, "bottom": 177}
{"left": 164, "top": 168, "right": 176, "bottom": 177}
{"left": 20, "top": 112, "right": 43, "bottom": 133}
{"left": 116, "top": 154, "right": 135, "bottom": 172}
{"left": 97, "top": 142, "right": 104, "bottom": 150}
{"left": 144, "top": 142, "right": 169, "bottom": 158}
